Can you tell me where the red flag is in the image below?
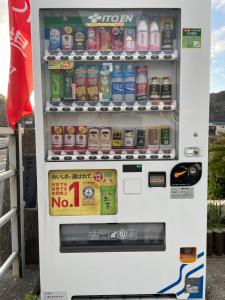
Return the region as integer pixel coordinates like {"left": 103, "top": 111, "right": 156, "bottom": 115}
{"left": 7, "top": 0, "right": 33, "bottom": 128}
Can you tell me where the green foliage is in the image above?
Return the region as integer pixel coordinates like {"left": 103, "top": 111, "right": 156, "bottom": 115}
{"left": 23, "top": 294, "right": 39, "bottom": 300}
{"left": 207, "top": 202, "right": 224, "bottom": 229}
{"left": 208, "top": 133, "right": 225, "bottom": 199}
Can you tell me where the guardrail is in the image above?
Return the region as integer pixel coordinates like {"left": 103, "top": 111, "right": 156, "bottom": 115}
{"left": 0, "top": 125, "right": 24, "bottom": 278}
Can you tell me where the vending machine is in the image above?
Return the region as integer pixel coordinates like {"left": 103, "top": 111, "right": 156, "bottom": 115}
{"left": 31, "top": 0, "right": 211, "bottom": 299}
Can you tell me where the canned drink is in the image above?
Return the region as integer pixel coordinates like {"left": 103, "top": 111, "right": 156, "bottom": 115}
{"left": 71, "top": 83, "right": 76, "bottom": 100}
{"left": 51, "top": 126, "right": 63, "bottom": 150}
{"left": 111, "top": 27, "right": 124, "bottom": 51}
{"left": 50, "top": 70, "right": 63, "bottom": 101}
{"left": 161, "top": 77, "right": 172, "bottom": 100}
{"left": 86, "top": 65, "right": 99, "bottom": 101}
{"left": 63, "top": 126, "right": 76, "bottom": 150}
{"left": 64, "top": 69, "right": 74, "bottom": 98}
{"left": 149, "top": 77, "right": 161, "bottom": 100}
{"left": 124, "top": 129, "right": 136, "bottom": 149}
{"left": 75, "top": 126, "right": 87, "bottom": 150}
{"left": 75, "top": 65, "right": 87, "bottom": 101}
{"left": 74, "top": 27, "right": 86, "bottom": 50}
{"left": 49, "top": 28, "right": 61, "bottom": 51}
{"left": 112, "top": 128, "right": 123, "bottom": 149}
{"left": 148, "top": 127, "right": 159, "bottom": 151}
{"left": 100, "top": 27, "right": 112, "bottom": 51}
{"left": 61, "top": 26, "right": 74, "bottom": 51}
{"left": 88, "top": 127, "right": 100, "bottom": 151}
{"left": 136, "top": 129, "right": 146, "bottom": 149}
{"left": 160, "top": 126, "right": 171, "bottom": 146}
{"left": 100, "top": 127, "right": 112, "bottom": 150}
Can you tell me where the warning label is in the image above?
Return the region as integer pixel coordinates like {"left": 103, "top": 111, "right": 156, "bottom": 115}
{"left": 170, "top": 186, "right": 194, "bottom": 199}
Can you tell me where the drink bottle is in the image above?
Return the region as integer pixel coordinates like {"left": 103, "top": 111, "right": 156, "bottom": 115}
{"left": 149, "top": 19, "right": 161, "bottom": 51}
{"left": 136, "top": 16, "right": 149, "bottom": 51}
{"left": 112, "top": 64, "right": 124, "bottom": 104}
{"left": 99, "top": 64, "right": 111, "bottom": 104}
{"left": 124, "top": 28, "right": 136, "bottom": 51}
{"left": 136, "top": 66, "right": 148, "bottom": 102}
{"left": 124, "top": 64, "right": 135, "bottom": 104}
{"left": 162, "top": 22, "right": 173, "bottom": 50}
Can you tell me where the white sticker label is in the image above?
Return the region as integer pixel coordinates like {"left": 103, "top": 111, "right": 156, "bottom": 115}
{"left": 170, "top": 186, "right": 194, "bottom": 199}
{"left": 44, "top": 292, "right": 68, "bottom": 300}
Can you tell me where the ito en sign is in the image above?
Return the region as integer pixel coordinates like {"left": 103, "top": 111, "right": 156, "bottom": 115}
{"left": 48, "top": 169, "right": 117, "bottom": 216}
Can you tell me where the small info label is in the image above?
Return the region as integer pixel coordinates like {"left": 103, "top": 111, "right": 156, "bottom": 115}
{"left": 182, "top": 28, "right": 201, "bottom": 48}
{"left": 171, "top": 186, "right": 194, "bottom": 199}
{"left": 44, "top": 292, "right": 68, "bottom": 300}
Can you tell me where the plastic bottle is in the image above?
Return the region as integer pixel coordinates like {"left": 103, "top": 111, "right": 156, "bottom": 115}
{"left": 124, "top": 28, "right": 136, "bottom": 51}
{"left": 99, "top": 64, "right": 111, "bottom": 104}
{"left": 136, "top": 16, "right": 149, "bottom": 51}
{"left": 136, "top": 66, "right": 148, "bottom": 102}
{"left": 162, "top": 22, "right": 173, "bottom": 50}
{"left": 149, "top": 19, "right": 161, "bottom": 51}
{"left": 111, "top": 64, "right": 124, "bottom": 104}
{"left": 124, "top": 65, "right": 136, "bottom": 104}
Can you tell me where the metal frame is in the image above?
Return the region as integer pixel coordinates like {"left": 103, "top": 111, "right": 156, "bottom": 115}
{"left": 0, "top": 126, "right": 24, "bottom": 278}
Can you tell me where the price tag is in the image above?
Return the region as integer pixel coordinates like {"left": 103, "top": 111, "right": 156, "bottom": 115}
{"left": 48, "top": 61, "right": 74, "bottom": 70}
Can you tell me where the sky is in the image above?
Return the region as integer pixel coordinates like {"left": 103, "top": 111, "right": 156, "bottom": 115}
{"left": 0, "top": 0, "right": 225, "bottom": 96}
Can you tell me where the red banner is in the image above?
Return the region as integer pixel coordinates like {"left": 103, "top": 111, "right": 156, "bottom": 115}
{"left": 7, "top": 0, "right": 33, "bottom": 128}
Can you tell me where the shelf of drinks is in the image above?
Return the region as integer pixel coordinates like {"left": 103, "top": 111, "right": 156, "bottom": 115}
{"left": 46, "top": 100, "right": 176, "bottom": 113}
{"left": 43, "top": 50, "right": 178, "bottom": 62}
{"left": 47, "top": 148, "right": 176, "bottom": 161}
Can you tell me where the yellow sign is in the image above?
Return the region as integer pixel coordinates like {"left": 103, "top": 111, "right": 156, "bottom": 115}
{"left": 49, "top": 169, "right": 117, "bottom": 216}
{"left": 48, "top": 61, "right": 74, "bottom": 70}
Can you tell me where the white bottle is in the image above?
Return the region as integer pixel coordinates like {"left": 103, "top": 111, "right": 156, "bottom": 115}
{"left": 137, "top": 16, "right": 149, "bottom": 51}
{"left": 124, "top": 65, "right": 136, "bottom": 104}
{"left": 149, "top": 19, "right": 161, "bottom": 51}
{"left": 112, "top": 64, "right": 124, "bottom": 104}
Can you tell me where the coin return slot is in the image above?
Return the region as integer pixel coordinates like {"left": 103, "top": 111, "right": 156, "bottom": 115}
{"left": 180, "top": 247, "right": 197, "bottom": 263}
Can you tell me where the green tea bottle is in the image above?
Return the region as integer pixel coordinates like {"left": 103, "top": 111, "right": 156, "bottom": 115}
{"left": 50, "top": 69, "right": 63, "bottom": 101}
{"left": 100, "top": 172, "right": 117, "bottom": 215}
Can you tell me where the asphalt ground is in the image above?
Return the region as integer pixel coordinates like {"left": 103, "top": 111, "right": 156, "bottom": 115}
{"left": 0, "top": 257, "right": 225, "bottom": 300}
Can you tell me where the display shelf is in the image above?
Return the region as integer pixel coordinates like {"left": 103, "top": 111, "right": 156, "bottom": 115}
{"left": 44, "top": 50, "right": 178, "bottom": 62}
{"left": 47, "top": 148, "right": 175, "bottom": 161}
{"left": 46, "top": 100, "right": 177, "bottom": 113}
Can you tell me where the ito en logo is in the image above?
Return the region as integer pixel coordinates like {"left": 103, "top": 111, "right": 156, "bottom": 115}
{"left": 88, "top": 13, "right": 102, "bottom": 23}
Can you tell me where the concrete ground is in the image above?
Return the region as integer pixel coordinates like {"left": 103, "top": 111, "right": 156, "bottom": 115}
{"left": 0, "top": 258, "right": 224, "bottom": 300}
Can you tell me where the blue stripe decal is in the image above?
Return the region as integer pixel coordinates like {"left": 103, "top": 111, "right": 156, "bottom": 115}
{"left": 158, "top": 264, "right": 187, "bottom": 294}
{"left": 176, "top": 265, "right": 204, "bottom": 296}
{"left": 197, "top": 251, "right": 204, "bottom": 259}
{"left": 158, "top": 252, "right": 205, "bottom": 295}
{"left": 185, "top": 264, "right": 204, "bottom": 279}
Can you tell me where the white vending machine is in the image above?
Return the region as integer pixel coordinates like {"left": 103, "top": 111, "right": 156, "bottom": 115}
{"left": 31, "top": 0, "right": 211, "bottom": 299}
